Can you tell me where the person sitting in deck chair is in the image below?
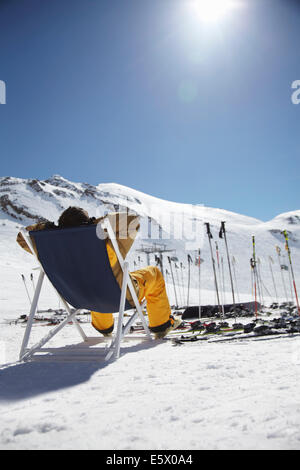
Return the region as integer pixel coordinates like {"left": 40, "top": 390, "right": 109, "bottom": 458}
{"left": 17, "top": 207, "right": 181, "bottom": 339}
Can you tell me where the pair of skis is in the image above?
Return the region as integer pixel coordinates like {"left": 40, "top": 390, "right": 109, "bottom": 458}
{"left": 170, "top": 329, "right": 300, "bottom": 345}
{"left": 167, "top": 316, "right": 300, "bottom": 344}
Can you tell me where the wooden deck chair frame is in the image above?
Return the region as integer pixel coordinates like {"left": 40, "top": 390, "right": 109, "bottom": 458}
{"left": 19, "top": 217, "right": 152, "bottom": 362}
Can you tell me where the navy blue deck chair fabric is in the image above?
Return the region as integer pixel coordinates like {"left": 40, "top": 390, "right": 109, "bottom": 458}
{"left": 30, "top": 224, "right": 132, "bottom": 313}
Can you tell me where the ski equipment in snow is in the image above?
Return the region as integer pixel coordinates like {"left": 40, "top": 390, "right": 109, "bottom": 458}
{"left": 21, "top": 274, "right": 32, "bottom": 306}
{"left": 197, "top": 249, "right": 202, "bottom": 320}
{"left": 251, "top": 236, "right": 258, "bottom": 317}
{"left": 187, "top": 254, "right": 193, "bottom": 307}
{"left": 232, "top": 256, "right": 240, "bottom": 303}
{"left": 276, "top": 245, "right": 289, "bottom": 303}
{"left": 205, "top": 223, "right": 222, "bottom": 315}
{"left": 180, "top": 262, "right": 186, "bottom": 307}
{"left": 282, "top": 230, "right": 300, "bottom": 315}
{"left": 215, "top": 242, "right": 225, "bottom": 318}
{"left": 168, "top": 256, "right": 178, "bottom": 308}
{"left": 219, "top": 222, "right": 236, "bottom": 307}
{"left": 268, "top": 256, "right": 278, "bottom": 304}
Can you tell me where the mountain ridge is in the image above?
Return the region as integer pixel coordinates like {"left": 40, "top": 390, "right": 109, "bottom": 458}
{"left": 1, "top": 174, "right": 298, "bottom": 226}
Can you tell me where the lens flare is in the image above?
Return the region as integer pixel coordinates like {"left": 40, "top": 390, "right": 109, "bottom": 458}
{"left": 191, "top": 0, "right": 238, "bottom": 22}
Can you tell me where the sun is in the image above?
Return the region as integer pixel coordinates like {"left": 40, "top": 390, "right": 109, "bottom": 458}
{"left": 191, "top": 0, "right": 237, "bottom": 23}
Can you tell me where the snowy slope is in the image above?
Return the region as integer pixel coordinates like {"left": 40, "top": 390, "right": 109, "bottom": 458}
{"left": 0, "top": 175, "right": 299, "bottom": 312}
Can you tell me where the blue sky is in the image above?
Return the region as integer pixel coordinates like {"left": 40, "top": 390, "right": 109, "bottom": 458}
{"left": 0, "top": 0, "right": 299, "bottom": 221}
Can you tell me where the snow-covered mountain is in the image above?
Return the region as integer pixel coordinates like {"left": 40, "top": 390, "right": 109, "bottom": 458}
{"left": 0, "top": 174, "right": 300, "bottom": 312}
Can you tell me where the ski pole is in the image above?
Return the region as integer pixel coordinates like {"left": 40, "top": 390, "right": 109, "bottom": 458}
{"left": 250, "top": 259, "right": 254, "bottom": 299}
{"left": 257, "top": 258, "right": 265, "bottom": 306}
{"left": 21, "top": 274, "right": 32, "bottom": 306}
{"left": 258, "top": 258, "right": 272, "bottom": 300}
{"left": 282, "top": 230, "right": 300, "bottom": 314}
{"left": 215, "top": 242, "right": 225, "bottom": 318}
{"left": 250, "top": 258, "right": 257, "bottom": 317}
{"left": 205, "top": 223, "right": 222, "bottom": 315}
{"left": 287, "top": 263, "right": 294, "bottom": 304}
{"left": 275, "top": 246, "right": 289, "bottom": 303}
{"left": 221, "top": 256, "right": 226, "bottom": 305}
{"left": 268, "top": 256, "right": 278, "bottom": 304}
{"left": 165, "top": 269, "right": 171, "bottom": 301}
{"left": 197, "top": 249, "right": 202, "bottom": 320}
{"left": 187, "top": 254, "right": 192, "bottom": 307}
{"left": 180, "top": 262, "right": 186, "bottom": 307}
{"left": 232, "top": 256, "right": 240, "bottom": 303}
{"left": 156, "top": 255, "right": 164, "bottom": 278}
{"left": 252, "top": 236, "right": 259, "bottom": 317}
{"left": 30, "top": 273, "right": 36, "bottom": 292}
{"left": 174, "top": 263, "right": 183, "bottom": 307}
{"left": 219, "top": 222, "right": 236, "bottom": 308}
{"left": 160, "top": 254, "right": 165, "bottom": 279}
{"left": 168, "top": 256, "right": 178, "bottom": 308}
{"left": 255, "top": 255, "right": 264, "bottom": 308}
{"left": 285, "top": 253, "right": 295, "bottom": 304}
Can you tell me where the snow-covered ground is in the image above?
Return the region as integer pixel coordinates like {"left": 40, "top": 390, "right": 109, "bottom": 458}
{"left": 0, "top": 177, "right": 300, "bottom": 450}
{"left": 1, "top": 317, "right": 300, "bottom": 450}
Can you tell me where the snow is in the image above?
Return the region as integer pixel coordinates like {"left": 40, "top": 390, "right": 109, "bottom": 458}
{"left": 0, "top": 176, "right": 300, "bottom": 450}
{"left": 1, "top": 322, "right": 300, "bottom": 450}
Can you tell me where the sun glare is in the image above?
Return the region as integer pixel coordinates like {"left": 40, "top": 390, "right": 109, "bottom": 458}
{"left": 191, "top": 0, "right": 238, "bottom": 23}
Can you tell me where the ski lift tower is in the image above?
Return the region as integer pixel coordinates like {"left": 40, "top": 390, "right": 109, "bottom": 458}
{"left": 136, "top": 241, "right": 174, "bottom": 275}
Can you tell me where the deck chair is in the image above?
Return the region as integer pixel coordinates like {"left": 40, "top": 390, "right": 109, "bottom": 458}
{"left": 19, "top": 217, "right": 152, "bottom": 362}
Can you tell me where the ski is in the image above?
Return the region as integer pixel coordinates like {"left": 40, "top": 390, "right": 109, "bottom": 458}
{"left": 205, "top": 330, "right": 300, "bottom": 344}
{"left": 162, "top": 315, "right": 300, "bottom": 343}
{"left": 167, "top": 328, "right": 300, "bottom": 345}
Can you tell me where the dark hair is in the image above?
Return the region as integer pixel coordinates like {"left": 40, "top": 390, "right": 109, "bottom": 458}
{"left": 58, "top": 206, "right": 90, "bottom": 228}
